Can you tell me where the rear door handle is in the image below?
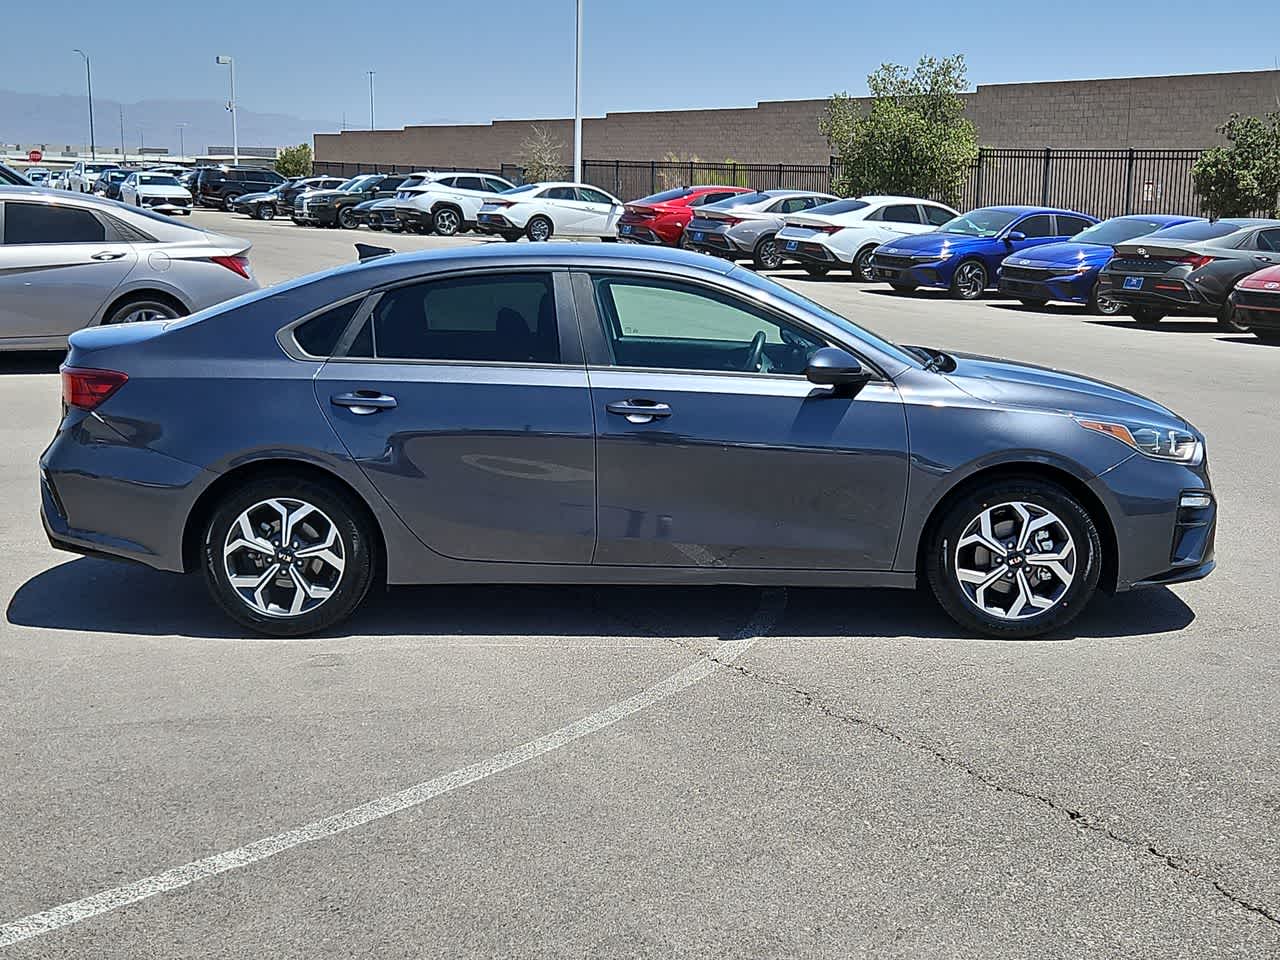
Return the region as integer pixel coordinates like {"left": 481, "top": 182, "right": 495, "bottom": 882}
{"left": 606, "top": 399, "right": 671, "bottom": 423}
{"left": 91, "top": 251, "right": 126, "bottom": 261}
{"left": 331, "top": 391, "right": 397, "bottom": 414}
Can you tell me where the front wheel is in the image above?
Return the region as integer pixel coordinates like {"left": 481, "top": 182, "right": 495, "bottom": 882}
{"left": 1019, "top": 298, "right": 1049, "bottom": 309}
{"left": 803, "top": 263, "right": 831, "bottom": 277}
{"left": 889, "top": 282, "right": 917, "bottom": 294}
{"left": 202, "top": 475, "right": 376, "bottom": 636}
{"left": 853, "top": 246, "right": 877, "bottom": 283}
{"left": 526, "top": 216, "right": 553, "bottom": 242}
{"left": 338, "top": 206, "right": 359, "bottom": 230}
{"left": 1088, "top": 285, "right": 1123, "bottom": 316}
{"left": 1217, "top": 300, "right": 1250, "bottom": 333}
{"left": 752, "top": 235, "right": 782, "bottom": 271}
{"left": 926, "top": 479, "right": 1102, "bottom": 639}
{"left": 949, "top": 260, "right": 988, "bottom": 300}
{"left": 260, "top": 203, "right": 277, "bottom": 221}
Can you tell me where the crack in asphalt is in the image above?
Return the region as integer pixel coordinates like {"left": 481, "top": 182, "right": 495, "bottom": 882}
{"left": 681, "top": 638, "right": 1280, "bottom": 930}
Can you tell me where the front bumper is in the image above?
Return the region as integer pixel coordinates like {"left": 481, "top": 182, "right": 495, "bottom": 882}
{"left": 998, "top": 266, "right": 1095, "bottom": 303}
{"left": 870, "top": 254, "right": 951, "bottom": 288}
{"left": 1230, "top": 288, "right": 1280, "bottom": 332}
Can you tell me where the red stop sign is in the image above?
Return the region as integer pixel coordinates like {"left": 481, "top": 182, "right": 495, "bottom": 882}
{"left": 27, "top": 149, "right": 42, "bottom": 163}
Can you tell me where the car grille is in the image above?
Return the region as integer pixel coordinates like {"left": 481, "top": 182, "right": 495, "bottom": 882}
{"left": 872, "top": 254, "right": 916, "bottom": 270}
{"left": 294, "top": 198, "right": 306, "bottom": 212}
{"left": 145, "top": 196, "right": 184, "bottom": 207}
{"left": 1000, "top": 265, "right": 1053, "bottom": 281}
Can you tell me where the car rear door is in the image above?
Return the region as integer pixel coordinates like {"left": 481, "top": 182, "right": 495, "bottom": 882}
{"left": 0, "top": 199, "right": 138, "bottom": 344}
{"left": 542, "top": 187, "right": 586, "bottom": 235}
{"left": 315, "top": 268, "right": 597, "bottom": 564}
{"left": 573, "top": 269, "right": 909, "bottom": 570}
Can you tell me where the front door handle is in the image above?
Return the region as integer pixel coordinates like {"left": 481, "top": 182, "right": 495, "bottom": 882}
{"left": 1256, "top": 255, "right": 1274, "bottom": 264}
{"left": 606, "top": 399, "right": 671, "bottom": 423}
{"left": 91, "top": 251, "right": 126, "bottom": 261}
{"left": 331, "top": 391, "right": 397, "bottom": 414}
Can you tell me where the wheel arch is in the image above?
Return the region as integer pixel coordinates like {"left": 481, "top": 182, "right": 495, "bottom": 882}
{"left": 97, "top": 286, "right": 190, "bottom": 326}
{"left": 181, "top": 458, "right": 386, "bottom": 580}
{"left": 912, "top": 460, "right": 1118, "bottom": 594}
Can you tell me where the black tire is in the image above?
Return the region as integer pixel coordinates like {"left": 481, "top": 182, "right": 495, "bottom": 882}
{"left": 414, "top": 223, "right": 433, "bottom": 236}
{"left": 502, "top": 231, "right": 523, "bottom": 243}
{"left": 104, "top": 296, "right": 185, "bottom": 325}
{"left": 202, "top": 474, "right": 376, "bottom": 637}
{"left": 368, "top": 221, "right": 383, "bottom": 232}
{"left": 338, "top": 206, "right": 359, "bottom": 230}
{"left": 949, "top": 259, "right": 988, "bottom": 300}
{"left": 526, "top": 215, "right": 553, "bottom": 242}
{"left": 1019, "top": 298, "right": 1049, "bottom": 309}
{"left": 432, "top": 206, "right": 463, "bottom": 236}
{"left": 853, "top": 246, "right": 877, "bottom": 283}
{"left": 926, "top": 478, "right": 1102, "bottom": 640}
{"left": 752, "top": 235, "right": 782, "bottom": 271}
{"left": 221, "top": 193, "right": 242, "bottom": 211}
{"left": 1131, "top": 308, "right": 1165, "bottom": 325}
{"left": 260, "top": 203, "right": 276, "bottom": 221}
{"left": 1217, "top": 300, "right": 1250, "bottom": 333}
{"left": 1087, "top": 284, "right": 1123, "bottom": 316}
{"left": 889, "top": 282, "right": 917, "bottom": 294}
{"left": 803, "top": 263, "right": 831, "bottom": 277}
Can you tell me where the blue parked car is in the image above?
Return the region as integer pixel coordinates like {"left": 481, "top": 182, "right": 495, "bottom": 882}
{"left": 998, "top": 215, "right": 1202, "bottom": 314}
{"left": 870, "top": 206, "right": 1099, "bottom": 300}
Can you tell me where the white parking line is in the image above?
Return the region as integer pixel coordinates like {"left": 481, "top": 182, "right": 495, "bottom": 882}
{"left": 0, "top": 588, "right": 786, "bottom": 948}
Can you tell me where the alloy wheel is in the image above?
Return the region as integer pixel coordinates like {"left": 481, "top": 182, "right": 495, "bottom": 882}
{"left": 527, "top": 217, "right": 551, "bottom": 242}
{"left": 756, "top": 238, "right": 781, "bottom": 270}
{"left": 854, "top": 248, "right": 876, "bottom": 282}
{"left": 111, "top": 301, "right": 181, "bottom": 324}
{"left": 434, "top": 208, "right": 461, "bottom": 236}
{"left": 953, "top": 261, "right": 987, "bottom": 299}
{"left": 222, "top": 498, "right": 346, "bottom": 618}
{"left": 953, "top": 501, "right": 1076, "bottom": 621}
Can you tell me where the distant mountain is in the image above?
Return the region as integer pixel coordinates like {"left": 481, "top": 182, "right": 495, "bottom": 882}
{"left": 0, "top": 89, "right": 317, "bottom": 155}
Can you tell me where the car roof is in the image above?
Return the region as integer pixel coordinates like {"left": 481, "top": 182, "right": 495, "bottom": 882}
{"left": 859, "top": 195, "right": 939, "bottom": 205}
{"left": 345, "top": 240, "right": 736, "bottom": 275}
{"left": 1219, "top": 217, "right": 1280, "bottom": 227}
{"left": 760, "top": 189, "right": 831, "bottom": 197}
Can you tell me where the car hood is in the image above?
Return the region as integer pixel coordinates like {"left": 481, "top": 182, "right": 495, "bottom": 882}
{"left": 1006, "top": 241, "right": 1112, "bottom": 269}
{"left": 878, "top": 232, "right": 990, "bottom": 257}
{"left": 138, "top": 186, "right": 190, "bottom": 198}
{"left": 1238, "top": 264, "right": 1280, "bottom": 289}
{"left": 941, "top": 351, "right": 1186, "bottom": 427}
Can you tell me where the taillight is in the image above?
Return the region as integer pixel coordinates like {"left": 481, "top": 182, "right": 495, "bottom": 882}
{"left": 487, "top": 200, "right": 512, "bottom": 209}
{"left": 715, "top": 215, "right": 742, "bottom": 226}
{"left": 1178, "top": 254, "right": 1214, "bottom": 269}
{"left": 210, "top": 254, "right": 251, "bottom": 279}
{"left": 61, "top": 367, "right": 128, "bottom": 411}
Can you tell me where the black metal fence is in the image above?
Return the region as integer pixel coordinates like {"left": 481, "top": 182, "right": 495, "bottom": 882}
{"left": 315, "top": 148, "right": 1222, "bottom": 218}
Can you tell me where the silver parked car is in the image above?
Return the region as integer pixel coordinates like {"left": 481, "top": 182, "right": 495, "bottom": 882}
{"left": 0, "top": 187, "right": 257, "bottom": 351}
{"left": 683, "top": 189, "right": 838, "bottom": 270}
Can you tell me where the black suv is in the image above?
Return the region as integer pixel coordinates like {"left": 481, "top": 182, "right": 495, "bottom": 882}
{"left": 299, "top": 173, "right": 410, "bottom": 228}
{"left": 194, "top": 166, "right": 286, "bottom": 209}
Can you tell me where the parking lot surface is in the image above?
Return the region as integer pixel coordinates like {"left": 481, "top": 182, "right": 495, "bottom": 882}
{"left": 2, "top": 210, "right": 1278, "bottom": 957}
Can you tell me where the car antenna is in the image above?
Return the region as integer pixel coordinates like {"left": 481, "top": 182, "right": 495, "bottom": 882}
{"left": 355, "top": 243, "right": 395, "bottom": 262}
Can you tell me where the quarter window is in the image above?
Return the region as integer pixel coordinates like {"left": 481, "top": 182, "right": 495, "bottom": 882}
{"left": 363, "top": 273, "right": 559, "bottom": 364}
{"left": 2, "top": 202, "right": 107, "bottom": 244}
{"left": 591, "top": 275, "right": 825, "bottom": 375}
{"left": 1015, "top": 214, "right": 1057, "bottom": 238}
{"left": 294, "top": 299, "right": 362, "bottom": 357}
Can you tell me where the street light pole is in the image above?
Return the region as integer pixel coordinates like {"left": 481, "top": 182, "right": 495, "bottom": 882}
{"left": 573, "top": 0, "right": 582, "bottom": 183}
{"left": 119, "top": 106, "right": 126, "bottom": 163}
{"left": 176, "top": 121, "right": 188, "bottom": 160}
{"left": 73, "top": 49, "right": 96, "bottom": 160}
{"left": 216, "top": 55, "right": 239, "bottom": 164}
{"left": 368, "top": 70, "right": 376, "bottom": 130}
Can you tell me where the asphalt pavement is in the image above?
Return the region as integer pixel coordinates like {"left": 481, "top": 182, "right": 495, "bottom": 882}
{"left": 1, "top": 210, "right": 1277, "bottom": 958}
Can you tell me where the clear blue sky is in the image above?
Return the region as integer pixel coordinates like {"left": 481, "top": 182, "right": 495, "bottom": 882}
{"left": 5, "top": 0, "right": 1279, "bottom": 138}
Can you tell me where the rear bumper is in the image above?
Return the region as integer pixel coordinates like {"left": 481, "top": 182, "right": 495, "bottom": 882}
{"left": 684, "top": 228, "right": 743, "bottom": 256}
{"left": 777, "top": 236, "right": 841, "bottom": 264}
{"left": 397, "top": 208, "right": 431, "bottom": 227}
{"left": 1096, "top": 272, "right": 1215, "bottom": 314}
{"left": 476, "top": 213, "right": 517, "bottom": 232}
{"left": 617, "top": 221, "right": 669, "bottom": 244}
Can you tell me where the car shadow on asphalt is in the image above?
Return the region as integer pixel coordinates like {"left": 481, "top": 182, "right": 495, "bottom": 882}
{"left": 1084, "top": 319, "right": 1227, "bottom": 334}
{"left": 0, "top": 352, "right": 63, "bottom": 375}
{"left": 6, "top": 557, "right": 1194, "bottom": 643}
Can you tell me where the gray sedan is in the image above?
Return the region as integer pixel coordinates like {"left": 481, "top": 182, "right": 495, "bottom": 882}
{"left": 0, "top": 187, "right": 256, "bottom": 350}
{"left": 683, "top": 189, "right": 838, "bottom": 269}
{"left": 42, "top": 243, "right": 1215, "bottom": 639}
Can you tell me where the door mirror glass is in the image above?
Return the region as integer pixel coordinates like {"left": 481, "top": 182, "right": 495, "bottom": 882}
{"left": 805, "top": 347, "right": 872, "bottom": 389}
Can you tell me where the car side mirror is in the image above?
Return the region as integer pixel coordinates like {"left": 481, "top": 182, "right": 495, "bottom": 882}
{"left": 1006, "top": 231, "right": 1026, "bottom": 243}
{"left": 805, "top": 347, "right": 873, "bottom": 395}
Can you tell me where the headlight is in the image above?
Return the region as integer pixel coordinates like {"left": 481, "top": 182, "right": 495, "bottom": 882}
{"left": 1076, "top": 418, "right": 1202, "bottom": 463}
{"left": 912, "top": 252, "right": 949, "bottom": 261}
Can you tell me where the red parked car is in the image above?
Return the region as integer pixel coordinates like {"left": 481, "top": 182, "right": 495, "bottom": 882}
{"left": 616, "top": 185, "right": 754, "bottom": 246}
{"left": 1230, "top": 263, "right": 1280, "bottom": 342}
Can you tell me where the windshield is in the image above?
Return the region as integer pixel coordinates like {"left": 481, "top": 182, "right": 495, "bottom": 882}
{"left": 938, "top": 208, "right": 1019, "bottom": 237}
{"left": 1143, "top": 220, "right": 1242, "bottom": 243}
{"left": 86, "top": 162, "right": 116, "bottom": 173}
{"left": 731, "top": 267, "right": 921, "bottom": 370}
{"left": 1071, "top": 217, "right": 1194, "bottom": 245}
{"left": 103, "top": 170, "right": 128, "bottom": 182}
{"left": 336, "top": 177, "right": 368, "bottom": 191}
{"left": 138, "top": 174, "right": 180, "bottom": 186}
{"left": 809, "top": 198, "right": 870, "bottom": 216}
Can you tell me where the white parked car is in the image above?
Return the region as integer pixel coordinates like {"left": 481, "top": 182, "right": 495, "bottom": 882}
{"left": 68, "top": 160, "right": 121, "bottom": 193}
{"left": 475, "top": 182, "right": 624, "bottom": 242}
{"left": 120, "top": 171, "right": 193, "bottom": 215}
{"left": 393, "top": 172, "right": 517, "bottom": 236}
{"left": 775, "top": 196, "right": 959, "bottom": 280}
{"left": 25, "top": 167, "right": 51, "bottom": 186}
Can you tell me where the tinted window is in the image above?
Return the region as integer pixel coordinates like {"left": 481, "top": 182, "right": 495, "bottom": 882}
{"left": 923, "top": 204, "right": 954, "bottom": 226}
{"left": 1057, "top": 215, "right": 1094, "bottom": 236}
{"left": 1145, "top": 221, "right": 1240, "bottom": 243}
{"left": 810, "top": 198, "right": 869, "bottom": 216}
{"left": 482, "top": 178, "right": 511, "bottom": 193}
{"left": 543, "top": 187, "right": 577, "bottom": 201}
{"left": 636, "top": 187, "right": 695, "bottom": 204}
{"left": 3, "top": 202, "right": 106, "bottom": 244}
{"left": 882, "top": 204, "right": 922, "bottom": 224}
{"left": 295, "top": 299, "right": 361, "bottom": 356}
{"left": 370, "top": 273, "right": 558, "bottom": 364}
{"left": 1015, "top": 214, "right": 1057, "bottom": 238}
{"left": 579, "top": 187, "right": 614, "bottom": 204}
{"left": 1253, "top": 229, "right": 1280, "bottom": 252}
{"left": 708, "top": 192, "right": 771, "bottom": 208}
{"left": 455, "top": 176, "right": 485, "bottom": 191}
{"left": 591, "top": 275, "right": 825, "bottom": 376}
{"left": 778, "top": 197, "right": 814, "bottom": 213}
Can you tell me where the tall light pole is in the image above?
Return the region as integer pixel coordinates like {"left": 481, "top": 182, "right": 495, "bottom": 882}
{"left": 119, "top": 106, "right": 126, "bottom": 163}
{"left": 215, "top": 55, "right": 239, "bottom": 164}
{"left": 367, "top": 70, "right": 376, "bottom": 130}
{"left": 73, "top": 49, "right": 96, "bottom": 160}
{"left": 138, "top": 126, "right": 145, "bottom": 157}
{"left": 176, "top": 121, "right": 188, "bottom": 160}
{"left": 573, "top": 0, "right": 582, "bottom": 183}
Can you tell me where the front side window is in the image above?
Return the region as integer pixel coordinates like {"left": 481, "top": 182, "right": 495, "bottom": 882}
{"left": 579, "top": 187, "right": 614, "bottom": 205}
{"left": 939, "top": 208, "right": 1019, "bottom": 237}
{"left": 1015, "top": 214, "right": 1057, "bottom": 238}
{"left": 591, "top": 275, "right": 825, "bottom": 376}
{"left": 2, "top": 202, "right": 107, "bottom": 244}
{"left": 923, "top": 204, "right": 954, "bottom": 226}
{"left": 362, "top": 272, "right": 559, "bottom": 364}
{"left": 543, "top": 186, "right": 577, "bottom": 201}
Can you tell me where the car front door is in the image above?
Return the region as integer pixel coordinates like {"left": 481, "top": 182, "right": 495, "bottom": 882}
{"left": 995, "top": 213, "right": 1060, "bottom": 272}
{"left": 315, "top": 269, "right": 596, "bottom": 564}
{"left": 0, "top": 199, "right": 139, "bottom": 345}
{"left": 577, "top": 187, "right": 623, "bottom": 235}
{"left": 574, "top": 270, "right": 909, "bottom": 570}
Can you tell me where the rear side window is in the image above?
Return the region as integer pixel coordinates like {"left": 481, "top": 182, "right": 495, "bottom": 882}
{"left": 3, "top": 201, "right": 106, "bottom": 244}
{"left": 1015, "top": 214, "right": 1057, "bottom": 238}
{"left": 1253, "top": 229, "right": 1280, "bottom": 252}
{"left": 543, "top": 187, "right": 577, "bottom": 201}
{"left": 366, "top": 273, "right": 559, "bottom": 364}
{"left": 1057, "top": 215, "right": 1094, "bottom": 236}
{"left": 692, "top": 191, "right": 739, "bottom": 206}
{"left": 882, "top": 204, "right": 922, "bottom": 224}
{"left": 579, "top": 187, "right": 614, "bottom": 204}
{"left": 455, "top": 176, "right": 485, "bottom": 191}
{"left": 294, "top": 299, "right": 362, "bottom": 356}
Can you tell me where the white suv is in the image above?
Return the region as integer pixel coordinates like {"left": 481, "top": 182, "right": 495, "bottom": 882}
{"left": 394, "top": 172, "right": 516, "bottom": 236}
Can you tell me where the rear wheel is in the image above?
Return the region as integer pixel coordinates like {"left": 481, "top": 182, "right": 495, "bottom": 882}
{"left": 259, "top": 203, "right": 276, "bottom": 221}
{"left": 433, "top": 206, "right": 462, "bottom": 236}
{"left": 1217, "top": 300, "right": 1250, "bottom": 333}
{"left": 526, "top": 216, "right": 553, "bottom": 242}
{"left": 752, "top": 235, "right": 782, "bottom": 271}
{"left": 1131, "top": 308, "right": 1165, "bottom": 325}
{"left": 926, "top": 479, "right": 1102, "bottom": 639}
{"left": 221, "top": 193, "right": 242, "bottom": 211}
{"left": 502, "top": 231, "right": 523, "bottom": 243}
{"left": 853, "top": 246, "right": 877, "bottom": 282}
{"left": 104, "top": 296, "right": 184, "bottom": 325}
{"left": 949, "top": 260, "right": 988, "bottom": 300}
{"left": 803, "top": 263, "right": 831, "bottom": 277}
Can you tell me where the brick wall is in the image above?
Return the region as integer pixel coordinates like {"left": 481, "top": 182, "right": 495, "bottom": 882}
{"left": 314, "top": 70, "right": 1280, "bottom": 168}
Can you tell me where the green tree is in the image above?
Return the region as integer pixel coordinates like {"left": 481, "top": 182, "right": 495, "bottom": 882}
{"left": 275, "top": 143, "right": 313, "bottom": 178}
{"left": 820, "top": 54, "right": 978, "bottom": 205}
{"left": 1192, "top": 113, "right": 1280, "bottom": 217}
